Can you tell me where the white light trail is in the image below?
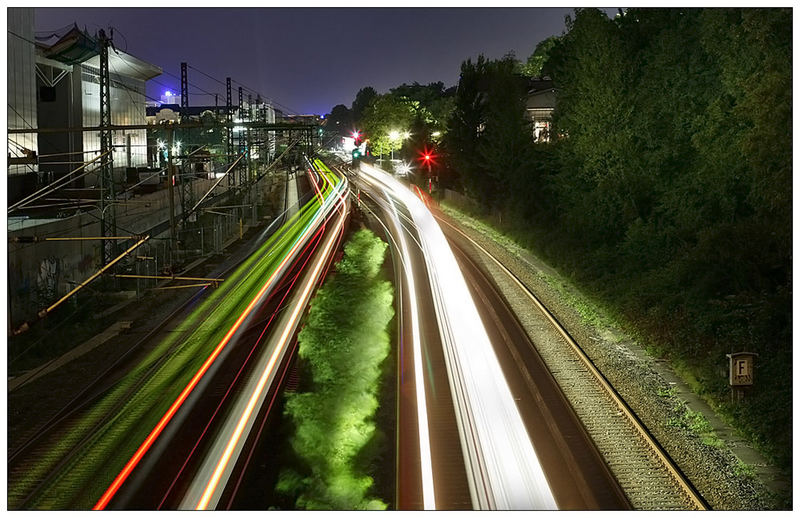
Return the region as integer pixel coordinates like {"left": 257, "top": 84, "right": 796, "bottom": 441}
{"left": 384, "top": 192, "right": 437, "bottom": 510}
{"left": 359, "top": 163, "right": 557, "bottom": 510}
{"left": 179, "top": 176, "right": 349, "bottom": 510}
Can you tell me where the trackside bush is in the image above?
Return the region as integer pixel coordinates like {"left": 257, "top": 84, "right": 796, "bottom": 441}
{"left": 277, "top": 229, "right": 394, "bottom": 510}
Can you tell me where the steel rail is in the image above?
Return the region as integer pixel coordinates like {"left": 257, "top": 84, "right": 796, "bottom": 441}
{"left": 435, "top": 214, "right": 709, "bottom": 511}
{"left": 8, "top": 188, "right": 315, "bottom": 508}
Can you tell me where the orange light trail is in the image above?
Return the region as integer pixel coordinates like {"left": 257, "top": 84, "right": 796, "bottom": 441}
{"left": 157, "top": 222, "right": 328, "bottom": 509}
{"left": 94, "top": 200, "right": 333, "bottom": 510}
{"left": 195, "top": 197, "right": 347, "bottom": 510}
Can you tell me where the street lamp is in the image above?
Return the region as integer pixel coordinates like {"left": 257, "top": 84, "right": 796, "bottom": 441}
{"left": 396, "top": 161, "right": 412, "bottom": 176}
{"left": 389, "top": 130, "right": 401, "bottom": 162}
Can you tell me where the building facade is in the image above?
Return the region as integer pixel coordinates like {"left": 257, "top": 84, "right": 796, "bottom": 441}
{"left": 8, "top": 7, "right": 39, "bottom": 192}
{"left": 34, "top": 27, "right": 161, "bottom": 184}
{"left": 525, "top": 78, "right": 555, "bottom": 143}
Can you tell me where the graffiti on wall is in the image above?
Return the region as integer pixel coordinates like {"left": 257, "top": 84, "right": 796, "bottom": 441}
{"left": 36, "top": 256, "right": 60, "bottom": 307}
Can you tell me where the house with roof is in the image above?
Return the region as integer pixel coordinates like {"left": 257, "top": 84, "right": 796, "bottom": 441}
{"left": 525, "top": 77, "right": 555, "bottom": 143}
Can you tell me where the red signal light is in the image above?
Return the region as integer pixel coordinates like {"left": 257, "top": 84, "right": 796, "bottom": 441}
{"left": 418, "top": 147, "right": 436, "bottom": 164}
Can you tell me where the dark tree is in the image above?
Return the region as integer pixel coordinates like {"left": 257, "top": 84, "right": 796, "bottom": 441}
{"left": 351, "top": 86, "right": 378, "bottom": 125}
{"left": 444, "top": 55, "right": 538, "bottom": 212}
{"left": 446, "top": 8, "right": 792, "bottom": 471}
{"left": 520, "top": 35, "right": 560, "bottom": 77}
{"left": 326, "top": 104, "right": 354, "bottom": 137}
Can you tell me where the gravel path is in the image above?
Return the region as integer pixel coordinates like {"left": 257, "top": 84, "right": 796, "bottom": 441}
{"left": 438, "top": 204, "right": 778, "bottom": 510}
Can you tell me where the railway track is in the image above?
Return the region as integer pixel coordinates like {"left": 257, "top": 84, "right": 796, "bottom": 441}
{"left": 7, "top": 183, "right": 315, "bottom": 509}
{"left": 436, "top": 213, "right": 709, "bottom": 511}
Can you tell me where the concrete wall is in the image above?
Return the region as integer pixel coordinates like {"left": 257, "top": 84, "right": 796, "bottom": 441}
{"left": 8, "top": 214, "right": 102, "bottom": 328}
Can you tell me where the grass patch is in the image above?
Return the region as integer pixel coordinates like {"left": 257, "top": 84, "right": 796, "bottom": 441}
{"left": 733, "top": 460, "right": 757, "bottom": 481}
{"left": 277, "top": 229, "right": 394, "bottom": 510}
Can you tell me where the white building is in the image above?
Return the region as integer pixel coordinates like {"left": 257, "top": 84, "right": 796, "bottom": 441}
{"left": 160, "top": 91, "right": 181, "bottom": 105}
{"left": 34, "top": 24, "right": 162, "bottom": 184}
{"left": 8, "top": 7, "right": 38, "bottom": 183}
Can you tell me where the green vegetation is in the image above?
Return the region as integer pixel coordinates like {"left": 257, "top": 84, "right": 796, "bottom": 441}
{"left": 330, "top": 82, "right": 454, "bottom": 172}
{"left": 518, "top": 35, "right": 559, "bottom": 77}
{"left": 442, "top": 8, "right": 791, "bottom": 472}
{"left": 277, "top": 229, "right": 394, "bottom": 510}
{"left": 734, "top": 459, "right": 757, "bottom": 481}
{"left": 667, "top": 406, "right": 725, "bottom": 449}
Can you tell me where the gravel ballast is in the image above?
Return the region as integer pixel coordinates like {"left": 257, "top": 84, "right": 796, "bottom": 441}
{"left": 439, "top": 204, "right": 781, "bottom": 510}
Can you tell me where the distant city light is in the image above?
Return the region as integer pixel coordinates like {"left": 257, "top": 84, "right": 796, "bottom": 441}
{"left": 165, "top": 90, "right": 172, "bottom": 96}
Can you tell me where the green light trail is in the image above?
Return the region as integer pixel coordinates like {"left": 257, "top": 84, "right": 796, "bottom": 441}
{"left": 10, "top": 167, "right": 343, "bottom": 509}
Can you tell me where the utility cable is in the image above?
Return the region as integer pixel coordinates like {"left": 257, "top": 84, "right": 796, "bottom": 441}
{"left": 187, "top": 64, "right": 301, "bottom": 119}
{"left": 8, "top": 151, "right": 111, "bottom": 213}
{"left": 161, "top": 67, "right": 224, "bottom": 100}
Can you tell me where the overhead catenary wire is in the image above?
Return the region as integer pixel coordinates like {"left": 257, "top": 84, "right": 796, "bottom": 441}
{"left": 161, "top": 67, "right": 225, "bottom": 100}
{"left": 186, "top": 64, "right": 301, "bottom": 118}
{"left": 10, "top": 28, "right": 314, "bottom": 222}
{"left": 190, "top": 152, "right": 246, "bottom": 213}
{"left": 8, "top": 151, "right": 112, "bottom": 213}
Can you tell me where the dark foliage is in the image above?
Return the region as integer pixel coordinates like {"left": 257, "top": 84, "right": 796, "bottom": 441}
{"left": 447, "top": 8, "right": 792, "bottom": 470}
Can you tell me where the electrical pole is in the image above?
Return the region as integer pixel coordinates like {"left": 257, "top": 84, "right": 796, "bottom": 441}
{"left": 226, "top": 77, "right": 233, "bottom": 186}
{"left": 238, "top": 86, "right": 246, "bottom": 188}
{"left": 180, "top": 61, "right": 189, "bottom": 112}
{"left": 98, "top": 29, "right": 116, "bottom": 265}
{"left": 246, "top": 94, "right": 252, "bottom": 187}
{"left": 167, "top": 126, "right": 176, "bottom": 264}
{"left": 179, "top": 62, "right": 195, "bottom": 231}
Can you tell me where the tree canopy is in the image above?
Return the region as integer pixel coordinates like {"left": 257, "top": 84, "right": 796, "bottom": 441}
{"left": 445, "top": 7, "right": 792, "bottom": 471}
{"left": 351, "top": 87, "right": 378, "bottom": 124}
{"left": 519, "top": 35, "right": 559, "bottom": 77}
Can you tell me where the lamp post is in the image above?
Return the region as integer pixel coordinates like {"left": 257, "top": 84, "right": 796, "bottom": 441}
{"left": 389, "top": 130, "right": 400, "bottom": 162}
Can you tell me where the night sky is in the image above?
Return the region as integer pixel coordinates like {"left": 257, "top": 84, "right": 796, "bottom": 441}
{"left": 34, "top": 7, "right": 606, "bottom": 116}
